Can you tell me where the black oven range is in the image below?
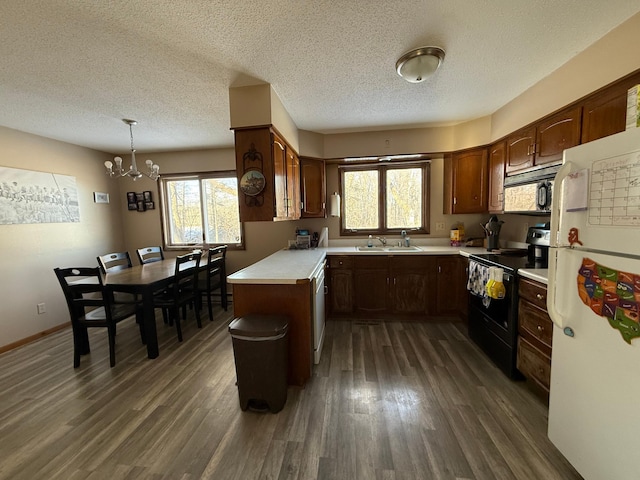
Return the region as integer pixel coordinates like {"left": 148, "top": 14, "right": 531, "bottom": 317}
{"left": 467, "top": 252, "right": 530, "bottom": 379}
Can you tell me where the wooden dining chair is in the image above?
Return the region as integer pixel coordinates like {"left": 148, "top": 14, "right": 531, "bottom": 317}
{"left": 197, "top": 245, "right": 228, "bottom": 321}
{"left": 97, "top": 251, "right": 133, "bottom": 273}
{"left": 136, "top": 246, "right": 164, "bottom": 265}
{"left": 54, "top": 267, "right": 145, "bottom": 368}
{"left": 151, "top": 252, "right": 201, "bottom": 342}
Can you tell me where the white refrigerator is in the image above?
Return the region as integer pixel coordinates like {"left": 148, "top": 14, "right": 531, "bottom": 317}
{"left": 547, "top": 127, "right": 640, "bottom": 480}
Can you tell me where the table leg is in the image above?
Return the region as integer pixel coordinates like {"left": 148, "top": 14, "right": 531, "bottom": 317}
{"left": 141, "top": 287, "right": 159, "bottom": 358}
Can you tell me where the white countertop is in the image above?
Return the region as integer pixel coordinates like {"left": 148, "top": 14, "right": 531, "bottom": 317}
{"left": 518, "top": 268, "right": 549, "bottom": 285}
{"left": 227, "top": 245, "right": 489, "bottom": 285}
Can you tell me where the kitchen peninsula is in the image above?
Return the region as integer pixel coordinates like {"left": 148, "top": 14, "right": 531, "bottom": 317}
{"left": 227, "top": 244, "right": 486, "bottom": 386}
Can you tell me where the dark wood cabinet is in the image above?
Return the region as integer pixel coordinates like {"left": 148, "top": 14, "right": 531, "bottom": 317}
{"left": 581, "top": 71, "right": 640, "bottom": 144}
{"left": 433, "top": 256, "right": 466, "bottom": 316}
{"left": 234, "top": 127, "right": 300, "bottom": 222}
{"left": 506, "top": 107, "right": 581, "bottom": 175}
{"left": 505, "top": 127, "right": 536, "bottom": 174}
{"left": 517, "top": 277, "right": 553, "bottom": 401}
{"left": 488, "top": 141, "right": 506, "bottom": 213}
{"left": 327, "top": 254, "right": 467, "bottom": 319}
{"left": 327, "top": 256, "right": 353, "bottom": 314}
{"left": 300, "top": 157, "right": 326, "bottom": 218}
{"left": 535, "top": 106, "right": 582, "bottom": 166}
{"left": 390, "top": 257, "right": 432, "bottom": 314}
{"left": 444, "top": 147, "right": 488, "bottom": 214}
{"left": 353, "top": 256, "right": 388, "bottom": 314}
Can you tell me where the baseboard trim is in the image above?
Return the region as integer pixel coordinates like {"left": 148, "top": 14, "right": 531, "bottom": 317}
{"left": 0, "top": 322, "right": 70, "bottom": 355}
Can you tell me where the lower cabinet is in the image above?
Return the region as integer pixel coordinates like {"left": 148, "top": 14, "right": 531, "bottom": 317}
{"left": 517, "top": 277, "right": 553, "bottom": 401}
{"left": 327, "top": 254, "right": 466, "bottom": 319}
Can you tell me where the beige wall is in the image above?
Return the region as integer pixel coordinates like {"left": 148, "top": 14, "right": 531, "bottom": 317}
{"left": 0, "top": 126, "right": 124, "bottom": 349}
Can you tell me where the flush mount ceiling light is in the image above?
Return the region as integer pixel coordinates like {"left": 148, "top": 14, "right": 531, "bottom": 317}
{"left": 104, "top": 119, "right": 160, "bottom": 181}
{"left": 396, "top": 46, "right": 445, "bottom": 83}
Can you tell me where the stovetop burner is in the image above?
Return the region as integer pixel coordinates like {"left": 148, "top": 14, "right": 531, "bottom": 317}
{"left": 469, "top": 253, "right": 530, "bottom": 274}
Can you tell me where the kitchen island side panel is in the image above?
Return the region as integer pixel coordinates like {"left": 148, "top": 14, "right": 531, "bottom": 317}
{"left": 231, "top": 282, "right": 312, "bottom": 386}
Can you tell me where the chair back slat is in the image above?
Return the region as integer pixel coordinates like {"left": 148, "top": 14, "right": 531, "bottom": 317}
{"left": 97, "top": 252, "right": 133, "bottom": 273}
{"left": 136, "top": 246, "right": 164, "bottom": 265}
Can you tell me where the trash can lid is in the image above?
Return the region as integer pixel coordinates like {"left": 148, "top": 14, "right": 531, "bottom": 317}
{"left": 229, "top": 314, "right": 289, "bottom": 338}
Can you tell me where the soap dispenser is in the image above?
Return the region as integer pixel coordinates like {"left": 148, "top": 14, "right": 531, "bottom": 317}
{"left": 367, "top": 235, "right": 373, "bottom": 247}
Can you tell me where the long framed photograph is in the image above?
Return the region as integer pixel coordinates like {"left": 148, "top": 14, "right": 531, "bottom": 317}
{"left": 126, "top": 191, "right": 136, "bottom": 203}
{"left": 93, "top": 192, "right": 109, "bottom": 204}
{"left": 143, "top": 191, "right": 152, "bottom": 202}
{"left": 136, "top": 200, "right": 146, "bottom": 212}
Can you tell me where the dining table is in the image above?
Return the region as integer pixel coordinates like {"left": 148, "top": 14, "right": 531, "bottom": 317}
{"left": 103, "top": 256, "right": 199, "bottom": 359}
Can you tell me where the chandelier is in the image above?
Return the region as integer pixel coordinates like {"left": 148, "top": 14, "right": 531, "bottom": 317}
{"left": 104, "top": 119, "right": 160, "bottom": 181}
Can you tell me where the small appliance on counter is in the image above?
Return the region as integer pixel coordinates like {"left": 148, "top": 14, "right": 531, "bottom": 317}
{"left": 525, "top": 223, "right": 550, "bottom": 267}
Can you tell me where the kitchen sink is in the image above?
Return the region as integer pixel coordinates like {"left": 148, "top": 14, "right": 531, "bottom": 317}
{"left": 355, "top": 245, "right": 422, "bottom": 252}
{"left": 385, "top": 246, "right": 422, "bottom": 251}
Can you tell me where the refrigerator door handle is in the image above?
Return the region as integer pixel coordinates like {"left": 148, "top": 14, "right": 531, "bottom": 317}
{"left": 547, "top": 247, "right": 569, "bottom": 330}
{"left": 549, "top": 161, "right": 574, "bottom": 247}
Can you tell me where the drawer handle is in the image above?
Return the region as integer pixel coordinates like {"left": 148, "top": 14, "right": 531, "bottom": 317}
{"left": 536, "top": 293, "right": 544, "bottom": 300}
{"left": 537, "top": 325, "right": 544, "bottom": 333}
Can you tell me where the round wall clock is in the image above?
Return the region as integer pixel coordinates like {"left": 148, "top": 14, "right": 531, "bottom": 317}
{"left": 240, "top": 170, "right": 266, "bottom": 196}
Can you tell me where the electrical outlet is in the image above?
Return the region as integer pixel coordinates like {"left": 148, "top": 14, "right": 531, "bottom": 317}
{"left": 436, "top": 222, "right": 445, "bottom": 231}
{"left": 37, "top": 303, "right": 46, "bottom": 314}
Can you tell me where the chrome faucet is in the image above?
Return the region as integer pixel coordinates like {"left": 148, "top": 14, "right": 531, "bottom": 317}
{"left": 375, "top": 236, "right": 387, "bottom": 246}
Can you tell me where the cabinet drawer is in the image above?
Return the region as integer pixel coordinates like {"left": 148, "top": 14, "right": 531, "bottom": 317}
{"left": 518, "top": 299, "right": 553, "bottom": 352}
{"left": 519, "top": 278, "right": 547, "bottom": 309}
{"left": 328, "top": 256, "right": 353, "bottom": 269}
{"left": 517, "top": 337, "right": 551, "bottom": 392}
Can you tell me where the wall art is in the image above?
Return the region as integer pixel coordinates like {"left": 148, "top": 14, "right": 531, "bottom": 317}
{"left": 0, "top": 165, "right": 80, "bottom": 224}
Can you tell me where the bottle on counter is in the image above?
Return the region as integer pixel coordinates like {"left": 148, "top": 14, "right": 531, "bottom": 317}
{"left": 367, "top": 235, "right": 373, "bottom": 247}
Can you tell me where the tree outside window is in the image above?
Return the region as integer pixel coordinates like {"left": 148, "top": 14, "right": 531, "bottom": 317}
{"left": 160, "top": 172, "right": 243, "bottom": 248}
{"left": 339, "top": 163, "right": 429, "bottom": 235}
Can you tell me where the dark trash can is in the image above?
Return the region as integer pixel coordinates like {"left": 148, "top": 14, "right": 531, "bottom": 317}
{"left": 228, "top": 314, "right": 289, "bottom": 413}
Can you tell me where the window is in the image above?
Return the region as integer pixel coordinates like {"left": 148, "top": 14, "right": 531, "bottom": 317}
{"left": 159, "top": 171, "right": 243, "bottom": 249}
{"left": 339, "top": 162, "right": 429, "bottom": 235}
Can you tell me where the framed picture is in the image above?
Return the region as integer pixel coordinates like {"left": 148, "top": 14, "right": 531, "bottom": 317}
{"left": 93, "top": 192, "right": 109, "bottom": 204}
{"left": 128, "top": 203, "right": 137, "bottom": 211}
{"left": 145, "top": 201, "right": 155, "bottom": 210}
{"left": 126, "top": 191, "right": 136, "bottom": 203}
{"left": 135, "top": 192, "right": 144, "bottom": 202}
{"left": 136, "top": 200, "right": 146, "bottom": 212}
{"left": 143, "top": 191, "right": 153, "bottom": 202}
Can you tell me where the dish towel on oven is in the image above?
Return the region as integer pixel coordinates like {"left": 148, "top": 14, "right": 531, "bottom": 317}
{"left": 467, "top": 260, "right": 491, "bottom": 307}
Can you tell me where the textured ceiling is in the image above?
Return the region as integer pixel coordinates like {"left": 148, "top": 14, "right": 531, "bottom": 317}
{"left": 1, "top": 1, "right": 639, "bottom": 154}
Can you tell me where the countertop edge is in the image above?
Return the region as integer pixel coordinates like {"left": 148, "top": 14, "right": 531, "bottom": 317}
{"left": 518, "top": 268, "right": 549, "bottom": 285}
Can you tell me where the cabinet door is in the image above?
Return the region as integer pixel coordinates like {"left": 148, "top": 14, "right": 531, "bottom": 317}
{"left": 434, "top": 256, "right": 461, "bottom": 316}
{"left": 354, "top": 257, "right": 388, "bottom": 314}
{"left": 451, "top": 148, "right": 488, "bottom": 214}
{"left": 272, "top": 134, "right": 287, "bottom": 220}
{"left": 506, "top": 127, "right": 535, "bottom": 174}
{"left": 488, "top": 141, "right": 505, "bottom": 214}
{"left": 300, "top": 157, "right": 326, "bottom": 218}
{"left": 328, "top": 256, "right": 353, "bottom": 314}
{"left": 390, "top": 257, "right": 431, "bottom": 314}
{"left": 329, "top": 269, "right": 353, "bottom": 314}
{"left": 535, "top": 106, "right": 582, "bottom": 166}
{"left": 286, "top": 148, "right": 301, "bottom": 219}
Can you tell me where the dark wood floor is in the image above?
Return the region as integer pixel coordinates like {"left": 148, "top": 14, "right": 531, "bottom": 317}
{"left": 0, "top": 308, "right": 582, "bottom": 479}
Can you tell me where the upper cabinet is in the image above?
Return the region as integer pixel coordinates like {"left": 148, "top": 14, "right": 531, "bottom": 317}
{"left": 443, "top": 147, "right": 488, "bottom": 214}
{"left": 300, "top": 157, "right": 326, "bottom": 218}
{"left": 506, "top": 106, "right": 582, "bottom": 175}
{"left": 581, "top": 71, "right": 640, "bottom": 144}
{"left": 234, "top": 127, "right": 301, "bottom": 222}
{"left": 488, "top": 140, "right": 506, "bottom": 214}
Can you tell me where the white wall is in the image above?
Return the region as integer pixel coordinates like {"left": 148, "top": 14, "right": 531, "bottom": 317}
{"left": 0, "top": 127, "right": 124, "bottom": 349}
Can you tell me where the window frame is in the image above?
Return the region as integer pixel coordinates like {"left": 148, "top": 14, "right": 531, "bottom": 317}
{"left": 158, "top": 170, "right": 245, "bottom": 251}
{"left": 338, "top": 161, "right": 430, "bottom": 236}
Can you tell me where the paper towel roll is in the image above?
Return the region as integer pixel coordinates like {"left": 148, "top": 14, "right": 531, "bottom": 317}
{"left": 318, "top": 226, "right": 329, "bottom": 247}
